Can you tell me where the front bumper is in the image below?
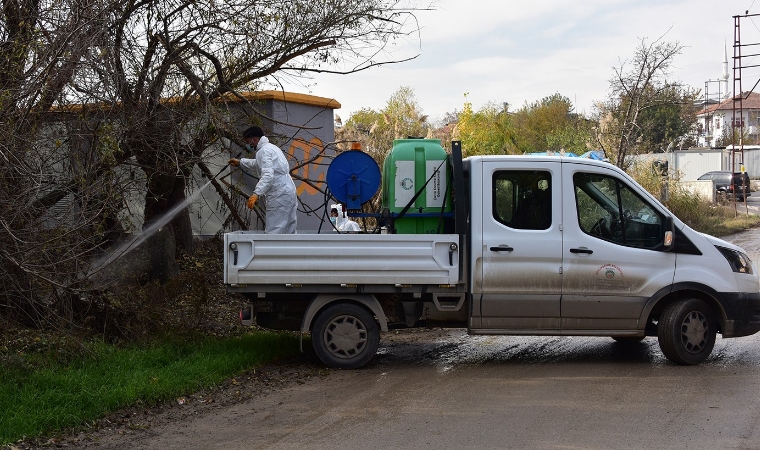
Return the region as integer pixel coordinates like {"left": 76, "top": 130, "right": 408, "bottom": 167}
{"left": 721, "top": 291, "right": 760, "bottom": 337}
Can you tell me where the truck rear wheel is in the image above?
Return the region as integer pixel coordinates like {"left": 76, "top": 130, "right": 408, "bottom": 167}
{"left": 312, "top": 303, "right": 380, "bottom": 369}
{"left": 657, "top": 298, "right": 716, "bottom": 365}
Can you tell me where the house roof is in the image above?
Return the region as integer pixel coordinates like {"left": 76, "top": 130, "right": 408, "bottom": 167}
{"left": 697, "top": 91, "right": 760, "bottom": 116}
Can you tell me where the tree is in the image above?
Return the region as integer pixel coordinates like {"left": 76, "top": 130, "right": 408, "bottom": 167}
{"left": 0, "top": 0, "right": 127, "bottom": 327}
{"left": 596, "top": 37, "right": 697, "bottom": 167}
{"left": 1, "top": 0, "right": 426, "bottom": 330}
{"left": 636, "top": 85, "right": 699, "bottom": 152}
{"left": 336, "top": 86, "right": 430, "bottom": 157}
{"left": 453, "top": 93, "right": 592, "bottom": 157}
{"left": 454, "top": 98, "right": 516, "bottom": 156}
{"left": 511, "top": 93, "right": 592, "bottom": 155}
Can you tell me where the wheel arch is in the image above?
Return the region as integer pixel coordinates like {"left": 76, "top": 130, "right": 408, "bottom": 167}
{"left": 301, "top": 294, "right": 389, "bottom": 334}
{"left": 640, "top": 282, "right": 729, "bottom": 334}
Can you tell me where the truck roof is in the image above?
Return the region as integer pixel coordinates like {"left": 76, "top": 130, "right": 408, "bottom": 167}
{"left": 463, "top": 154, "right": 615, "bottom": 168}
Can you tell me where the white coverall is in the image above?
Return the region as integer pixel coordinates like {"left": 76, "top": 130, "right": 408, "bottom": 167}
{"left": 239, "top": 136, "right": 297, "bottom": 234}
{"left": 331, "top": 204, "right": 361, "bottom": 233}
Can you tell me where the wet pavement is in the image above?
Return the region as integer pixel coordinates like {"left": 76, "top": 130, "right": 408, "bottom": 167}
{"left": 88, "top": 328, "right": 760, "bottom": 450}
{"left": 723, "top": 226, "right": 760, "bottom": 263}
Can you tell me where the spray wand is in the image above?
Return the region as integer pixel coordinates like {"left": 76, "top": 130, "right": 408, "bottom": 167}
{"left": 211, "top": 151, "right": 243, "bottom": 180}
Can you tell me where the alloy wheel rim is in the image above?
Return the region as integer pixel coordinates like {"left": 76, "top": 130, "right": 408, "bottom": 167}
{"left": 324, "top": 315, "right": 368, "bottom": 359}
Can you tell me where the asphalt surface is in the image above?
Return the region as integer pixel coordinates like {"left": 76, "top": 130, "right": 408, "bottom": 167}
{"left": 74, "top": 228, "right": 760, "bottom": 450}
{"left": 732, "top": 195, "right": 760, "bottom": 216}
{"left": 82, "top": 331, "right": 760, "bottom": 450}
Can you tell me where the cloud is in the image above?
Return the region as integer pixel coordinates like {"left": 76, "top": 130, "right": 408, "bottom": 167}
{"left": 293, "top": 0, "right": 754, "bottom": 122}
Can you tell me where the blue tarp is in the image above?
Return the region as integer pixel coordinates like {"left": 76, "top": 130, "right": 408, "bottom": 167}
{"left": 579, "top": 150, "right": 606, "bottom": 160}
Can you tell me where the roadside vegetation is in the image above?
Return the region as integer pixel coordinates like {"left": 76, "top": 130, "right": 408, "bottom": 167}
{"left": 0, "top": 332, "right": 300, "bottom": 446}
{"left": 1, "top": 241, "right": 304, "bottom": 446}
{"left": 629, "top": 161, "right": 760, "bottom": 236}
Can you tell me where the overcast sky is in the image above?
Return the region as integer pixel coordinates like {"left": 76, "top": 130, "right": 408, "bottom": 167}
{"left": 280, "top": 0, "right": 760, "bottom": 123}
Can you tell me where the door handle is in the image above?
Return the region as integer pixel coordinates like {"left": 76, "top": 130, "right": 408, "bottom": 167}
{"left": 490, "top": 245, "right": 514, "bottom": 252}
{"left": 569, "top": 247, "right": 593, "bottom": 254}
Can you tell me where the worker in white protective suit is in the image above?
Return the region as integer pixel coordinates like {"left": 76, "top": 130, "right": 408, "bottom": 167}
{"left": 228, "top": 126, "right": 297, "bottom": 234}
{"left": 330, "top": 204, "right": 361, "bottom": 233}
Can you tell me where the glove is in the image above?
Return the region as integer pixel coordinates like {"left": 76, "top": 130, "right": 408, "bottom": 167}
{"left": 247, "top": 194, "right": 258, "bottom": 209}
{"left": 228, "top": 158, "right": 240, "bottom": 167}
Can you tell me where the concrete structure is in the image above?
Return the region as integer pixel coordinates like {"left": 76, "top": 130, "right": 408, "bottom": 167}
{"left": 188, "top": 91, "right": 342, "bottom": 235}
{"left": 76, "top": 91, "right": 343, "bottom": 237}
{"left": 638, "top": 146, "right": 760, "bottom": 182}
{"left": 634, "top": 146, "right": 760, "bottom": 202}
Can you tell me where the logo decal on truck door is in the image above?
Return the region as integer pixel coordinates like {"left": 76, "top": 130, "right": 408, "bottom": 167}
{"left": 596, "top": 263, "right": 624, "bottom": 279}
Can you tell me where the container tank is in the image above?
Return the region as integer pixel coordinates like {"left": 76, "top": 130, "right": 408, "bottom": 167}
{"left": 382, "top": 139, "right": 451, "bottom": 234}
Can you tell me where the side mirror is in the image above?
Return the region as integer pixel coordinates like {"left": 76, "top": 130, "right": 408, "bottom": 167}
{"left": 663, "top": 216, "right": 675, "bottom": 251}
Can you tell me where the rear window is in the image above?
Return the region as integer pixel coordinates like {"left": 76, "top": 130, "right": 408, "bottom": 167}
{"left": 733, "top": 173, "right": 749, "bottom": 183}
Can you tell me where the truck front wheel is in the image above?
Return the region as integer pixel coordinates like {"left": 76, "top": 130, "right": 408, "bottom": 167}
{"left": 312, "top": 303, "right": 380, "bottom": 369}
{"left": 657, "top": 298, "right": 716, "bottom": 365}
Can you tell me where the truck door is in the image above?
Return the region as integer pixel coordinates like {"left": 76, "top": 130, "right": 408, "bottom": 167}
{"left": 474, "top": 160, "right": 562, "bottom": 330}
{"left": 560, "top": 163, "right": 676, "bottom": 331}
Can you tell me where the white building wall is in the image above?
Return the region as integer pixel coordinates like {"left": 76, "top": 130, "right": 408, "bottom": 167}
{"left": 672, "top": 149, "right": 723, "bottom": 180}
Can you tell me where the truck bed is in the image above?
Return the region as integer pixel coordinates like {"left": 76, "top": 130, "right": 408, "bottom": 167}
{"left": 224, "top": 232, "right": 461, "bottom": 288}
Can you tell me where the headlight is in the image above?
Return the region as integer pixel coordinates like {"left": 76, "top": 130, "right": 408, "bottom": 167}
{"left": 716, "top": 246, "right": 754, "bottom": 274}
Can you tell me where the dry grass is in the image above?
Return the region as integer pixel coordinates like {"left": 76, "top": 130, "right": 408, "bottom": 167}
{"left": 629, "top": 161, "right": 760, "bottom": 237}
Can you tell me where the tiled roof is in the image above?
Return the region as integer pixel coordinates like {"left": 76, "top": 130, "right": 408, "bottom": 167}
{"left": 698, "top": 91, "right": 760, "bottom": 116}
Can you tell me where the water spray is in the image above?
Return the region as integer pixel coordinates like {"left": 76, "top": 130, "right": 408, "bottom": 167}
{"left": 87, "top": 151, "right": 244, "bottom": 277}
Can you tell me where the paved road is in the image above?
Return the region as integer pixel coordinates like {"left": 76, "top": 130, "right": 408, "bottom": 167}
{"left": 733, "top": 195, "right": 760, "bottom": 216}
{"left": 81, "top": 230, "right": 760, "bottom": 450}
{"left": 90, "top": 332, "right": 760, "bottom": 450}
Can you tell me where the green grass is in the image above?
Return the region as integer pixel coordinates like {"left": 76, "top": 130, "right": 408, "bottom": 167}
{"left": 0, "top": 331, "right": 300, "bottom": 445}
{"left": 663, "top": 191, "right": 760, "bottom": 237}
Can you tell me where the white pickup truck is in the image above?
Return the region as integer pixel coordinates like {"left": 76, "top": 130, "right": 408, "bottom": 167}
{"left": 225, "top": 141, "right": 760, "bottom": 369}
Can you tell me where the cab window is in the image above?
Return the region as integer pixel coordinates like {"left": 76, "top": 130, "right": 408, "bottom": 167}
{"left": 493, "top": 170, "right": 552, "bottom": 230}
{"left": 574, "top": 172, "right": 663, "bottom": 249}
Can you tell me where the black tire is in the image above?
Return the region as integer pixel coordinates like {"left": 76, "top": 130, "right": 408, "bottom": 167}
{"left": 311, "top": 303, "right": 380, "bottom": 369}
{"left": 657, "top": 298, "right": 716, "bottom": 365}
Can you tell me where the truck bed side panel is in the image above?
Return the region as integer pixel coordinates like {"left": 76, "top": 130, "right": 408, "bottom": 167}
{"left": 225, "top": 232, "right": 460, "bottom": 286}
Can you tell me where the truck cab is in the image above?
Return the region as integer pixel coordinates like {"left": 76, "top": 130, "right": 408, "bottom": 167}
{"left": 468, "top": 155, "right": 759, "bottom": 364}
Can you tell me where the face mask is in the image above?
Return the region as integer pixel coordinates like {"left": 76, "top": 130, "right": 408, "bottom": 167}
{"left": 329, "top": 217, "right": 337, "bottom": 224}
{"left": 245, "top": 144, "right": 254, "bottom": 152}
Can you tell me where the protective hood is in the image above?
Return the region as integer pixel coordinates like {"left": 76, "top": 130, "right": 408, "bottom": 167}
{"left": 331, "top": 203, "right": 346, "bottom": 228}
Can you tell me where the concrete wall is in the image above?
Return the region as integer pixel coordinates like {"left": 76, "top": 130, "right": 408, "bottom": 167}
{"left": 635, "top": 146, "right": 760, "bottom": 182}
{"left": 188, "top": 91, "right": 340, "bottom": 235}
{"left": 679, "top": 180, "right": 716, "bottom": 202}
{"left": 81, "top": 91, "right": 342, "bottom": 237}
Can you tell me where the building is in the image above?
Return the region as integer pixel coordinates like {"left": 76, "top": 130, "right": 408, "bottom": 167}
{"left": 46, "top": 90, "right": 343, "bottom": 237}
{"left": 188, "top": 91, "right": 342, "bottom": 235}
{"left": 696, "top": 91, "right": 760, "bottom": 148}
{"left": 695, "top": 45, "right": 760, "bottom": 148}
